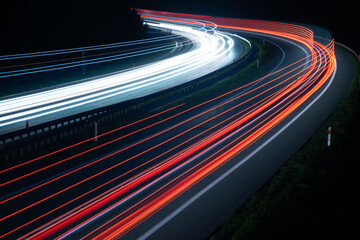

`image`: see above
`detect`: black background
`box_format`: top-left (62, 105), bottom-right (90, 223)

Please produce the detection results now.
top-left (127, 0), bottom-right (359, 53)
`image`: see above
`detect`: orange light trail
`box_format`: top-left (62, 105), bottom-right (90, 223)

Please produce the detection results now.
top-left (0, 9), bottom-right (335, 240)
top-left (81, 41), bottom-right (335, 240)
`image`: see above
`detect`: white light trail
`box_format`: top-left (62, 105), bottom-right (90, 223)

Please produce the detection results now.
top-left (0, 20), bottom-right (240, 134)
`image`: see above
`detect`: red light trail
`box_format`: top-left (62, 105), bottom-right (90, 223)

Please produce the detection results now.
top-left (0, 9), bottom-right (335, 240)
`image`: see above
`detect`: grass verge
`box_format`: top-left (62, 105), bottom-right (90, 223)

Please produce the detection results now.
top-left (209, 48), bottom-right (360, 239)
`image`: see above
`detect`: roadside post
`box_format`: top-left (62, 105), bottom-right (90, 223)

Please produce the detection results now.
top-left (95, 121), bottom-right (98, 142)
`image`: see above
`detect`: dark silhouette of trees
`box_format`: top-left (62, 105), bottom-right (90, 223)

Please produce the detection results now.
top-left (0, 0), bottom-right (146, 54)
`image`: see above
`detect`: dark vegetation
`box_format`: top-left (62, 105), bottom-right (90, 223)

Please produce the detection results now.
top-left (0, 0), bottom-right (146, 54)
top-left (210, 49), bottom-right (360, 239)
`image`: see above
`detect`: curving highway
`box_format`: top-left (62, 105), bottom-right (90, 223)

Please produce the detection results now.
top-left (0, 9), bottom-right (345, 240)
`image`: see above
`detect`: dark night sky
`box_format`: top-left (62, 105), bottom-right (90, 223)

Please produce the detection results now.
top-left (126, 0), bottom-right (354, 27)
top-left (125, 0), bottom-right (359, 52)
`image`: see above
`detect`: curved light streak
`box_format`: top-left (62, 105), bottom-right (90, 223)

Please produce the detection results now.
top-left (0, 34), bottom-right (179, 61)
top-left (0, 20), bottom-right (238, 134)
top-left (0, 10), bottom-right (336, 240)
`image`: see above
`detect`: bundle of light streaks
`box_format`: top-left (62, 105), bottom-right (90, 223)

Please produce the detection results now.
top-left (0, 34), bottom-right (180, 61)
top-left (0, 19), bottom-right (237, 134)
top-left (0, 10), bottom-right (335, 240)
top-left (0, 37), bottom-right (188, 79)
top-left (76, 42), bottom-right (335, 240)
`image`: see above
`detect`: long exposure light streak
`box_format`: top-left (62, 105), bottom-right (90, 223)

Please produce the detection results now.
top-left (0, 20), bottom-right (237, 135)
top-left (0, 42), bottom-right (185, 78)
top-left (0, 35), bottom-right (181, 61)
top-left (0, 9), bottom-right (336, 240)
